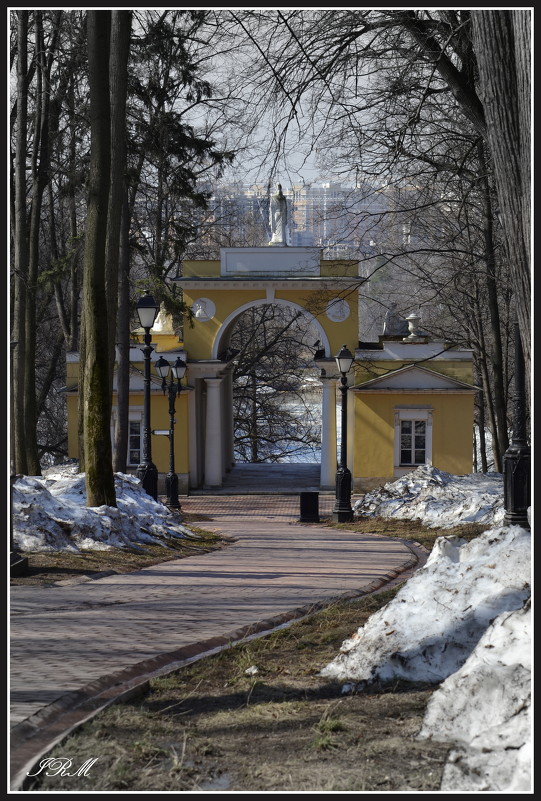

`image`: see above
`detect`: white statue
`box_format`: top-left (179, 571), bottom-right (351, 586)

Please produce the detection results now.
top-left (268, 183), bottom-right (288, 246)
top-left (152, 306), bottom-right (174, 333)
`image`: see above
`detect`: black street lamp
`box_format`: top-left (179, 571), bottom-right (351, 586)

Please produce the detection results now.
top-left (503, 323), bottom-right (531, 528)
top-left (155, 355), bottom-right (187, 510)
top-left (10, 340), bottom-right (28, 576)
top-left (136, 290), bottom-right (160, 500)
top-left (333, 344), bottom-right (354, 523)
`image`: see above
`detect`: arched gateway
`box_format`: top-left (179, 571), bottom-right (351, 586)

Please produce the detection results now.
top-left (64, 242), bottom-right (476, 496)
top-left (174, 247), bottom-right (361, 490)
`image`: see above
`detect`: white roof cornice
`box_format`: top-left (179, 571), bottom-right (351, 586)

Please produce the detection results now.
top-left (352, 363), bottom-right (479, 392)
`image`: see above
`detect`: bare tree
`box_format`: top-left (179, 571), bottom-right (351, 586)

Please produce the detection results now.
top-left (230, 305), bottom-right (322, 463)
top-left (470, 11), bottom-right (531, 383)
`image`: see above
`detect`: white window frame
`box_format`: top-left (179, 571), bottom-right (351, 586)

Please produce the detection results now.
top-left (394, 407), bottom-right (433, 477)
top-left (127, 417), bottom-right (143, 466)
top-left (110, 406), bottom-right (143, 467)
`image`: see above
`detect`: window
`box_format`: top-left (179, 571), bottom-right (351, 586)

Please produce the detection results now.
top-left (394, 407), bottom-right (433, 476)
top-left (400, 419), bottom-right (426, 465)
top-left (128, 420), bottom-right (141, 466)
top-left (110, 407), bottom-right (143, 467)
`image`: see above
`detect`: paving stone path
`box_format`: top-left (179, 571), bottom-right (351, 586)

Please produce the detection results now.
top-left (10, 494), bottom-right (427, 790)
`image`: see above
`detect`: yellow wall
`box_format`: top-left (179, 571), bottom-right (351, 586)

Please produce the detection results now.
top-left (131, 390), bottom-right (190, 474)
top-left (183, 286), bottom-right (359, 360)
top-left (182, 288), bottom-right (265, 359)
top-left (353, 392), bottom-right (475, 482)
top-left (66, 346), bottom-right (190, 477)
top-left (431, 394), bottom-right (475, 474)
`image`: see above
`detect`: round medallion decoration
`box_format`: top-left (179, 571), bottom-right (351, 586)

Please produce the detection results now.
top-left (191, 297), bottom-right (216, 322)
top-left (326, 298), bottom-right (350, 322)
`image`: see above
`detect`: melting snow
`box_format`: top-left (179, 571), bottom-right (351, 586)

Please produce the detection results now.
top-left (354, 464), bottom-right (505, 528)
top-left (324, 466), bottom-right (531, 792)
top-left (12, 465), bottom-right (193, 553)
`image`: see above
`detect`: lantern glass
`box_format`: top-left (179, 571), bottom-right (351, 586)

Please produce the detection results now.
top-left (136, 291), bottom-right (159, 330)
top-left (172, 357), bottom-right (187, 380)
top-left (335, 345), bottom-right (354, 375)
top-left (155, 356), bottom-right (170, 379)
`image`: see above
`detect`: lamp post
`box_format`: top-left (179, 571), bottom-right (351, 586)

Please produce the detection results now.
top-left (10, 340), bottom-right (28, 575)
top-left (333, 344), bottom-right (354, 523)
top-left (503, 323), bottom-right (530, 528)
top-left (136, 290), bottom-right (160, 500)
top-left (155, 355), bottom-right (187, 510)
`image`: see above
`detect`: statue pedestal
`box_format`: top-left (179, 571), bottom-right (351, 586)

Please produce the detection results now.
top-left (220, 247), bottom-right (321, 277)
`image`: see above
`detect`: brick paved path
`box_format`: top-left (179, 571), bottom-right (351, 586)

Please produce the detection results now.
top-left (10, 495), bottom-right (427, 789)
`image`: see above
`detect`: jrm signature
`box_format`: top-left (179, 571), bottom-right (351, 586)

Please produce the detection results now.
top-left (27, 757), bottom-right (99, 778)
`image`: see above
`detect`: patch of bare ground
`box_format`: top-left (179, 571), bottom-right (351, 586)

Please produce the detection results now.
top-left (19, 519), bottom-right (486, 792)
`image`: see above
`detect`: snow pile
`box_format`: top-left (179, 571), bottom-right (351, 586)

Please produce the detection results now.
top-left (320, 526), bottom-right (530, 685)
top-left (12, 468), bottom-right (194, 553)
top-left (354, 464), bottom-right (505, 528)
top-left (321, 525), bottom-right (531, 791)
top-left (419, 601), bottom-right (531, 792)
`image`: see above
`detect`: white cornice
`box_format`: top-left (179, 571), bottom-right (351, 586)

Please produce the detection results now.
top-left (352, 364), bottom-right (479, 392)
top-left (175, 277), bottom-right (363, 291)
top-left (354, 388), bottom-right (478, 394)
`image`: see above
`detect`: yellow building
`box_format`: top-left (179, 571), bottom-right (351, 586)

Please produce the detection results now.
top-left (66, 311), bottom-right (191, 494)
top-left (175, 247), bottom-right (361, 489)
top-left (348, 337), bottom-right (477, 492)
top-left (65, 245), bottom-right (477, 496)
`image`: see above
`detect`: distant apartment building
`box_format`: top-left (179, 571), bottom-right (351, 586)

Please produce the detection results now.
top-left (196, 179), bottom-right (418, 260)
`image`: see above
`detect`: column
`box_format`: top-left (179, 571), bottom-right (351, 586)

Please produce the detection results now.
top-left (188, 382), bottom-right (199, 489)
top-left (204, 377), bottom-right (223, 488)
top-left (320, 377), bottom-right (337, 489)
top-left (223, 371), bottom-right (235, 471)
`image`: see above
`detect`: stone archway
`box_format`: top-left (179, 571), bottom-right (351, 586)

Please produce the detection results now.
top-left (175, 246), bottom-right (361, 490)
top-left (215, 301), bottom-right (325, 468)
top-left (211, 297), bottom-right (332, 360)
top-left (188, 298), bottom-right (339, 491)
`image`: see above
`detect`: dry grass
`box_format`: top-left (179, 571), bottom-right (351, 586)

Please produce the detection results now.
top-left (328, 516), bottom-right (487, 551)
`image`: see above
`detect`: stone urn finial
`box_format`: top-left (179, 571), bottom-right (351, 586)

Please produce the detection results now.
top-left (404, 312), bottom-right (422, 341)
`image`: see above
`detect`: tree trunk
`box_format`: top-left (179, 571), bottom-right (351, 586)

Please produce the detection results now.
top-left (23, 11), bottom-right (45, 476)
top-left (250, 370), bottom-right (258, 462)
top-left (471, 10), bottom-right (531, 389)
top-left (106, 11), bottom-right (131, 391)
top-left (81, 11), bottom-right (116, 507)
top-left (67, 74), bottom-right (80, 353)
top-left (12, 10), bottom-right (29, 475)
top-left (113, 188), bottom-right (131, 473)
top-left (473, 359), bottom-right (489, 473)
top-left (477, 141), bottom-right (509, 459)
top-left (24, 11), bottom-right (62, 475)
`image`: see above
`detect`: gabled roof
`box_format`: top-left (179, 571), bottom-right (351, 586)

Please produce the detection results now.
top-left (352, 364), bottom-right (478, 392)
